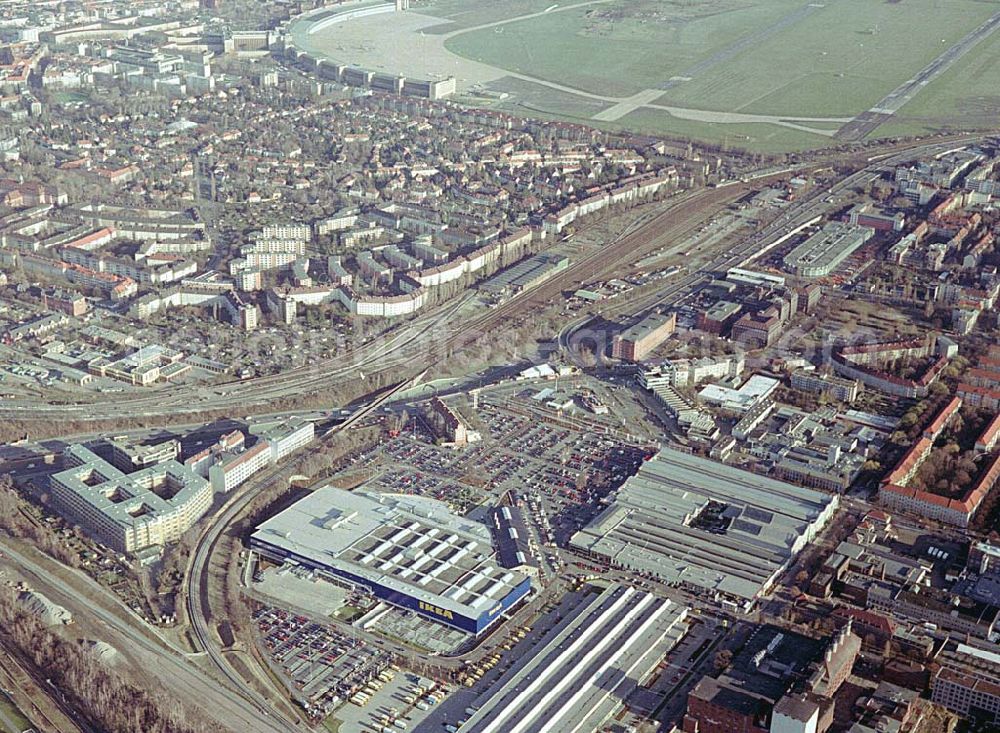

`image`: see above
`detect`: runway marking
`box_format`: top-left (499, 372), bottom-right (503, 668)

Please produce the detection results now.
top-left (593, 89), bottom-right (666, 121)
top-left (837, 10), bottom-right (1000, 139)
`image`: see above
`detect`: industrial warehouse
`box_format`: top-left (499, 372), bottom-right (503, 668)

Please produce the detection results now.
top-left (250, 487), bottom-right (532, 634)
top-left (570, 449), bottom-right (839, 609)
top-left (462, 584), bottom-right (688, 733)
top-left (783, 221), bottom-right (874, 278)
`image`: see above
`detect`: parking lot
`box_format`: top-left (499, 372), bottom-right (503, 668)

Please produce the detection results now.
top-left (475, 396), bottom-right (650, 544)
top-left (254, 604), bottom-right (461, 732)
top-left (350, 388), bottom-right (651, 570)
top-left (247, 378), bottom-right (666, 729)
top-left (254, 606), bottom-right (396, 723)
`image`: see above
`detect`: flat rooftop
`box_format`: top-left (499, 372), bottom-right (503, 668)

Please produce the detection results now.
top-left (53, 445), bottom-right (209, 527)
top-left (251, 487), bottom-right (528, 621)
top-left (619, 311), bottom-right (674, 343)
top-left (570, 449), bottom-right (839, 603)
top-left (698, 374), bottom-right (778, 412)
top-left (784, 222), bottom-right (873, 274)
top-left (462, 584), bottom-right (688, 733)
top-left (481, 254), bottom-right (567, 293)
top-left (728, 624), bottom-right (824, 699)
top-left (248, 416), bottom-right (312, 442)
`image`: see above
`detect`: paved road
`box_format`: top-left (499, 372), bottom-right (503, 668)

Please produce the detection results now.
top-left (3, 189), bottom-right (743, 423)
top-left (559, 136), bottom-right (985, 362)
top-left (1, 139), bottom-right (984, 430)
top-left (0, 292), bottom-right (472, 422)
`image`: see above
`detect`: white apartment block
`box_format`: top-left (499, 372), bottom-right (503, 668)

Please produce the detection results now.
top-left (245, 237), bottom-right (307, 255)
top-left (250, 418), bottom-right (314, 462)
top-left (261, 223), bottom-right (311, 241)
top-left (209, 441), bottom-right (271, 492)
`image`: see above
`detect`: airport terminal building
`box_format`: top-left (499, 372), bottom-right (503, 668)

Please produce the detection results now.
top-left (250, 488), bottom-right (531, 634)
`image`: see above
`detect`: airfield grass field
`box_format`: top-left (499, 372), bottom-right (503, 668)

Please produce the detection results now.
top-left (479, 76), bottom-right (839, 153)
top-left (876, 25), bottom-right (1000, 139)
top-left (294, 0), bottom-right (1000, 152)
top-left (658, 0), bottom-right (998, 117)
top-left (442, 0), bottom-right (807, 99)
top-left (417, 0), bottom-right (596, 34)
top-left (615, 109), bottom-right (841, 154)
top-left (429, 0), bottom-right (1000, 149)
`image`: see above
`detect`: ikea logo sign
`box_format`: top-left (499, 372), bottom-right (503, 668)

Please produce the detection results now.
top-left (419, 601), bottom-right (454, 620)
top-left (488, 604), bottom-right (503, 617)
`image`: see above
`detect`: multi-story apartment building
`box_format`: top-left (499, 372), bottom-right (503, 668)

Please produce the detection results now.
top-left (249, 418), bottom-right (314, 462)
top-left (315, 209), bottom-right (360, 236)
top-left (109, 438), bottom-right (180, 472)
top-left (237, 250), bottom-right (297, 272)
top-left (790, 370), bottom-right (860, 403)
top-left (244, 237), bottom-right (307, 255)
top-left (51, 445), bottom-right (212, 554)
top-left (879, 397), bottom-right (999, 528)
top-left (39, 287), bottom-right (88, 316)
top-left (931, 641), bottom-right (1000, 725)
top-left (260, 223), bottom-right (311, 241)
top-left (208, 441), bottom-right (271, 492)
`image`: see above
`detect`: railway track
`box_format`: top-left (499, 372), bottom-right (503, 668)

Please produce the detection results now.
top-left (0, 645), bottom-right (86, 733)
top-left (4, 131), bottom-right (990, 423)
top-left (421, 184), bottom-right (755, 367)
top-left (184, 374), bottom-right (424, 722)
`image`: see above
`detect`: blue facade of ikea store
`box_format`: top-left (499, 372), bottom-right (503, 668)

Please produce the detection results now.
top-left (251, 537), bottom-right (532, 634)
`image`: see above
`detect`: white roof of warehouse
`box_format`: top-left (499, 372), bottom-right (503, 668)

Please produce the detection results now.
top-left (252, 487), bottom-right (529, 619)
top-left (571, 449), bottom-right (838, 601)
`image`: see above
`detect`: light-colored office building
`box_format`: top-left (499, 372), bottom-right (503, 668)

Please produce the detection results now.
top-left (784, 222), bottom-right (874, 278)
top-left (249, 417), bottom-right (314, 462)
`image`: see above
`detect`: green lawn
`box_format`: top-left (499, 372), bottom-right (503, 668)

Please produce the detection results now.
top-left (660, 0), bottom-right (998, 117)
top-left (444, 0), bottom-right (805, 98)
top-left (874, 21), bottom-right (1000, 139)
top-left (442, 0), bottom-right (1000, 127)
top-left (0, 692), bottom-right (31, 733)
top-left (299, 0), bottom-right (999, 152)
top-left (615, 108), bottom-right (836, 154)
top-left (333, 604), bottom-right (364, 622)
top-left (420, 0), bottom-right (602, 33)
